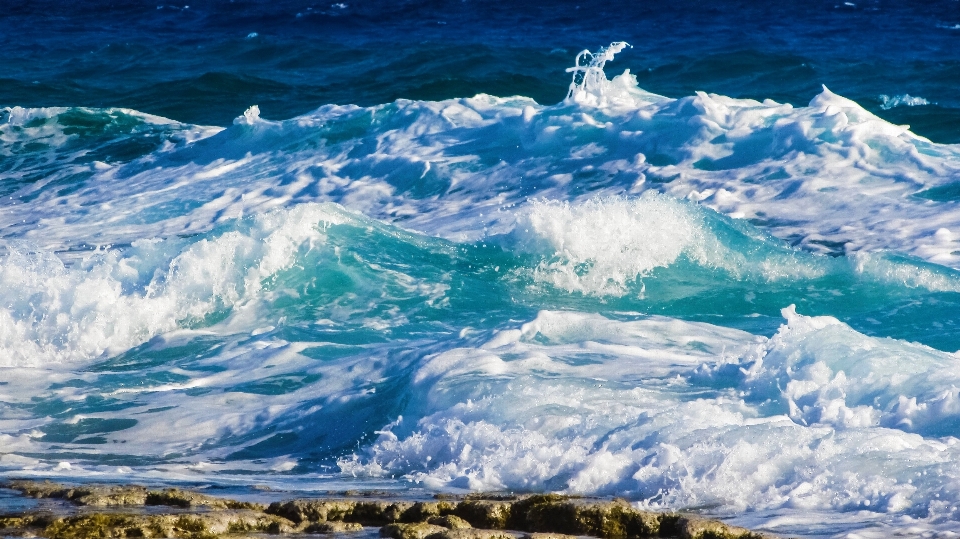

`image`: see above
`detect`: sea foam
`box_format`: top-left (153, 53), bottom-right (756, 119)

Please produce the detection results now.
top-left (0, 204), bottom-right (350, 365)
top-left (5, 47), bottom-right (960, 270)
top-left (344, 309), bottom-right (960, 525)
top-left (509, 195), bottom-right (710, 295)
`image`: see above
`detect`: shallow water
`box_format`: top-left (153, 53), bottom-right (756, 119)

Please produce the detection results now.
top-left (3, 1), bottom-right (960, 537)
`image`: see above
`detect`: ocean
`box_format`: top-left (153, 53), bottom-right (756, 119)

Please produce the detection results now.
top-left (3, 0), bottom-right (960, 536)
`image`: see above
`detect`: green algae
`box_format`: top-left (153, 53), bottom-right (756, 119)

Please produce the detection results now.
top-left (145, 489), bottom-right (265, 511)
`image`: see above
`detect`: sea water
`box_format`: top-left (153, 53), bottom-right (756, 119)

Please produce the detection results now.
top-left (3, 1), bottom-right (960, 537)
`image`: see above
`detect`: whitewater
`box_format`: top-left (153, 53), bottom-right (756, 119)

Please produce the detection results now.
top-left (3, 42), bottom-right (960, 537)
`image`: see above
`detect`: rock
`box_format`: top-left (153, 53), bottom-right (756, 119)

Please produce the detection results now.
top-left (511, 496), bottom-right (666, 538)
top-left (267, 499), bottom-right (413, 526)
top-left (305, 521), bottom-right (365, 533)
top-left (0, 483), bottom-right (776, 539)
top-left (0, 515), bottom-right (39, 530)
top-left (6, 481), bottom-right (148, 507)
top-left (453, 501), bottom-right (512, 529)
top-left (352, 501), bottom-right (416, 525)
top-left (266, 500), bottom-right (358, 524)
top-left (401, 501), bottom-right (458, 522)
top-left (39, 510), bottom-right (294, 539)
top-left (216, 510), bottom-right (297, 535)
top-left (145, 489), bottom-right (265, 511)
top-left (4, 481), bottom-right (265, 512)
top-left (522, 534), bottom-right (578, 539)
top-left (427, 529), bottom-right (520, 539)
top-left (426, 515), bottom-right (472, 530)
top-left (380, 522), bottom-right (448, 539)
top-left (43, 513), bottom-right (150, 539)
top-left (75, 487), bottom-right (148, 508)
top-left (6, 480), bottom-right (70, 499)
top-left (675, 516), bottom-right (763, 539)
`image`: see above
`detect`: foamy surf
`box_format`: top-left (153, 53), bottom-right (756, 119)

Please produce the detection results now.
top-left (4, 45), bottom-right (960, 266)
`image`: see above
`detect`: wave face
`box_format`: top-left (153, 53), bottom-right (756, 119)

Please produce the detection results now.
top-left (4, 42), bottom-right (960, 538)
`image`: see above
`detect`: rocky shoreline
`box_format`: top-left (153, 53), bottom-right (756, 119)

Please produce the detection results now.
top-left (0, 481), bottom-right (775, 539)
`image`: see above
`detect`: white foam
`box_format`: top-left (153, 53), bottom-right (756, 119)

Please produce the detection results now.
top-left (508, 195), bottom-right (709, 295)
top-left (0, 203), bottom-right (352, 366)
top-left (850, 251), bottom-right (960, 293)
top-left (503, 194), bottom-right (873, 296)
top-left (564, 42), bottom-right (653, 111)
top-left (4, 57), bottom-right (958, 278)
top-left (716, 305), bottom-right (960, 435)
top-left (880, 94), bottom-right (931, 110)
top-left (342, 309), bottom-right (960, 530)
top-left (4, 61), bottom-right (960, 275)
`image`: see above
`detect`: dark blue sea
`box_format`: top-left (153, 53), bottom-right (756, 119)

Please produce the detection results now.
top-left (3, 1), bottom-right (960, 536)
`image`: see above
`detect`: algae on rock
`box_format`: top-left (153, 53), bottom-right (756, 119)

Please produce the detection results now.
top-left (145, 489), bottom-right (264, 511)
top-left (0, 481), bottom-right (775, 539)
top-left (511, 495), bottom-right (667, 538)
top-left (429, 529), bottom-right (520, 539)
top-left (305, 521), bottom-right (365, 533)
top-left (452, 500), bottom-right (512, 530)
top-left (7, 480), bottom-right (149, 507)
top-left (37, 511), bottom-right (295, 539)
top-left (380, 522), bottom-right (449, 539)
top-left (266, 499), bottom-right (358, 524)
top-left (401, 501), bottom-right (458, 523)
top-left (425, 515), bottom-right (472, 530)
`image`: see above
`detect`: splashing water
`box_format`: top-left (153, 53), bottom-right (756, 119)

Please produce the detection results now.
top-left (565, 42), bottom-right (633, 107)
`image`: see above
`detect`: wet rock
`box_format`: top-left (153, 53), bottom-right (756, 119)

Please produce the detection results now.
top-left (215, 511), bottom-right (297, 534)
top-left (463, 495), bottom-right (520, 502)
top-left (0, 515), bottom-right (37, 529)
top-left (6, 481), bottom-right (148, 507)
top-left (5, 480), bottom-right (72, 499)
top-left (510, 496), bottom-right (667, 538)
top-left (351, 501), bottom-right (416, 525)
top-left (305, 521), bottom-right (365, 533)
top-left (43, 513), bottom-right (151, 539)
top-left (340, 491), bottom-right (399, 499)
top-left (0, 513), bottom-right (56, 533)
top-left (521, 533), bottom-right (578, 539)
top-left (400, 501), bottom-right (458, 522)
top-left (428, 529), bottom-right (520, 539)
top-left (145, 489), bottom-right (264, 511)
top-left (266, 500), bottom-right (358, 524)
top-left (453, 501), bottom-right (512, 529)
top-left (380, 522), bottom-right (448, 539)
top-left (266, 499), bottom-right (413, 526)
top-left (0, 483), bottom-right (777, 539)
top-left (675, 516), bottom-right (763, 539)
top-left (4, 481), bottom-right (264, 512)
top-left (39, 510), bottom-right (294, 539)
top-left (426, 515), bottom-right (472, 530)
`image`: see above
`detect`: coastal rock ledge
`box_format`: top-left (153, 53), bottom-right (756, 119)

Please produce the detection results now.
top-left (0, 480), bottom-right (778, 539)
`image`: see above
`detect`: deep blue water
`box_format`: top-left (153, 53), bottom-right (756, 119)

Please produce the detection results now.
top-left (4, 0), bottom-right (960, 139)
